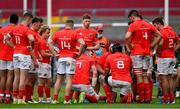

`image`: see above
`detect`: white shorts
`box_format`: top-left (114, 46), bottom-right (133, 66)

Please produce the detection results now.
top-left (72, 84), bottom-right (99, 99)
top-left (147, 56), bottom-right (153, 74)
top-left (108, 76), bottom-right (131, 95)
top-left (157, 58), bottom-right (176, 75)
top-left (38, 62), bottom-right (51, 78)
top-left (131, 55), bottom-right (151, 70)
top-left (0, 60), bottom-right (13, 70)
top-left (29, 60), bottom-right (38, 73)
top-left (13, 54), bottom-right (31, 70)
top-left (57, 57), bottom-right (76, 75)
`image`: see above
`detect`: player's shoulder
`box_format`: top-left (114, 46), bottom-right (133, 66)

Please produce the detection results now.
top-left (89, 28), bottom-right (97, 33)
top-left (75, 28), bottom-right (83, 32)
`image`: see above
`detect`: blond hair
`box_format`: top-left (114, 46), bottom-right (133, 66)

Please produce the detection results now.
top-left (39, 25), bottom-right (50, 35)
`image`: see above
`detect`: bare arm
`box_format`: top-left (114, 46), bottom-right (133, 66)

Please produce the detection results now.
top-left (4, 33), bottom-right (14, 48)
top-left (96, 64), bottom-right (105, 75)
top-left (39, 50), bottom-right (53, 58)
top-left (125, 32), bottom-right (133, 49)
top-left (91, 64), bottom-right (98, 87)
top-left (48, 41), bottom-right (58, 57)
top-left (151, 30), bottom-right (162, 48)
top-left (76, 38), bottom-right (86, 57)
top-left (87, 44), bottom-right (100, 50)
top-left (27, 34), bottom-right (35, 50)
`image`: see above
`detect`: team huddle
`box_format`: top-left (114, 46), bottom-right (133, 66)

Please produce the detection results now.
top-left (0, 10), bottom-right (179, 104)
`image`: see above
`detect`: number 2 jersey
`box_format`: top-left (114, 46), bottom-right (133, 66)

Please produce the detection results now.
top-left (0, 24), bottom-right (16, 61)
top-left (52, 28), bottom-right (79, 59)
top-left (104, 52), bottom-right (132, 83)
top-left (159, 26), bottom-right (179, 58)
top-left (128, 19), bottom-right (156, 56)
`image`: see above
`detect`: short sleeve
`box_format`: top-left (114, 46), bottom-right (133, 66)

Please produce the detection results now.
top-left (128, 23), bottom-right (135, 33)
top-left (52, 32), bottom-right (58, 43)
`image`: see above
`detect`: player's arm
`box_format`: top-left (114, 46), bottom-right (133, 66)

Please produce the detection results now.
top-left (174, 36), bottom-right (180, 51)
top-left (104, 57), bottom-right (110, 75)
top-left (151, 30), bottom-right (162, 48)
top-left (4, 33), bottom-right (15, 48)
top-left (27, 34), bottom-right (35, 50)
top-left (76, 38), bottom-right (86, 57)
top-left (91, 64), bottom-right (98, 87)
top-left (96, 64), bottom-right (105, 74)
top-left (125, 31), bottom-right (133, 49)
top-left (39, 50), bottom-right (53, 58)
top-left (87, 43), bottom-right (100, 51)
top-left (48, 40), bottom-right (59, 57)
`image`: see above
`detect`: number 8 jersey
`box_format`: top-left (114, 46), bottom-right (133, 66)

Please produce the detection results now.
top-left (104, 52), bottom-right (132, 83)
top-left (52, 28), bottom-right (79, 58)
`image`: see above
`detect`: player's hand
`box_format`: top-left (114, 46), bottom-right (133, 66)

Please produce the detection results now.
top-left (27, 46), bottom-right (33, 51)
top-left (34, 61), bottom-right (39, 68)
top-left (53, 53), bottom-right (59, 58)
top-left (74, 52), bottom-right (81, 58)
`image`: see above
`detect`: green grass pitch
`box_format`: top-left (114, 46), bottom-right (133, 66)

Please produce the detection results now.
top-left (0, 86), bottom-right (179, 108)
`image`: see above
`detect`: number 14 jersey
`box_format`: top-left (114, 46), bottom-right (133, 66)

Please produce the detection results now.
top-left (52, 28), bottom-right (79, 59)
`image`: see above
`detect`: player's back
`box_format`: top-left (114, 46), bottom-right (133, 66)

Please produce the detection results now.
top-left (53, 28), bottom-right (77, 58)
top-left (160, 26), bottom-right (179, 58)
top-left (129, 20), bottom-right (156, 55)
top-left (0, 24), bottom-right (16, 60)
top-left (72, 54), bottom-right (95, 85)
top-left (106, 52), bottom-right (132, 83)
top-left (13, 24), bottom-right (30, 55)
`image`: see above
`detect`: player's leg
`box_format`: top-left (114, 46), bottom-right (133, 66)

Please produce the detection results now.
top-left (84, 85), bottom-right (99, 103)
top-left (64, 74), bottom-right (73, 103)
top-left (18, 69), bottom-right (28, 103)
top-left (53, 74), bottom-right (64, 103)
top-left (18, 54), bottom-right (31, 104)
top-left (103, 74), bottom-right (113, 103)
top-left (12, 68), bottom-right (20, 103)
top-left (0, 69), bottom-right (7, 103)
top-left (45, 78), bottom-right (51, 102)
top-left (4, 69), bottom-right (14, 103)
top-left (131, 55), bottom-right (144, 103)
top-left (169, 74), bottom-right (176, 103)
top-left (157, 58), bottom-right (170, 103)
top-left (52, 58), bottom-right (65, 103)
top-left (142, 56), bottom-right (152, 103)
top-left (176, 67), bottom-right (180, 97)
top-left (38, 78), bottom-right (45, 102)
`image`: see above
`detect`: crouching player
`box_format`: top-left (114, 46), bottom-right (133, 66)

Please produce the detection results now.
top-left (104, 43), bottom-right (133, 103)
top-left (37, 25), bottom-right (52, 103)
top-left (72, 46), bottom-right (100, 103)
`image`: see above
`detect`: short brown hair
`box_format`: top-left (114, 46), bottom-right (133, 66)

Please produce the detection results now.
top-left (82, 13), bottom-right (91, 20)
top-left (39, 25), bottom-right (50, 35)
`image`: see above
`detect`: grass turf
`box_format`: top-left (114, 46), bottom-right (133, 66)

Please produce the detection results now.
top-left (0, 85), bottom-right (179, 108)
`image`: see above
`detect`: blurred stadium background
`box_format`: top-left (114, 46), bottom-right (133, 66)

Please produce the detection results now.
top-left (0, 0), bottom-right (179, 43)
